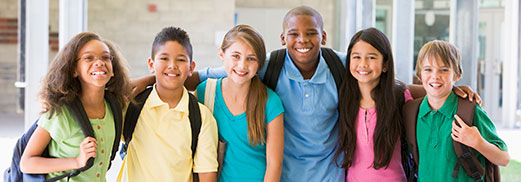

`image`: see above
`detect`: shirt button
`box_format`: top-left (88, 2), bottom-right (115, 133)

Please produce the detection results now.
top-left (101, 150), bottom-right (104, 154)
top-left (305, 94), bottom-right (309, 97)
top-left (97, 174), bottom-right (100, 178)
top-left (100, 138), bottom-right (104, 142)
top-left (97, 126), bottom-right (101, 130)
top-left (304, 83), bottom-right (308, 86)
top-left (100, 162), bottom-right (103, 166)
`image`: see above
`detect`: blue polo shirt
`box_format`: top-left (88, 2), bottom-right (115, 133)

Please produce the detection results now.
top-left (199, 49), bottom-right (347, 182)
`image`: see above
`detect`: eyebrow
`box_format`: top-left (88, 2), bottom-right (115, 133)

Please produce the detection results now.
top-left (351, 52), bottom-right (379, 56)
top-left (81, 50), bottom-right (110, 55)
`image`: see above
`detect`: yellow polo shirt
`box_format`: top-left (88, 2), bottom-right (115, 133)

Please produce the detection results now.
top-left (117, 86), bottom-right (218, 182)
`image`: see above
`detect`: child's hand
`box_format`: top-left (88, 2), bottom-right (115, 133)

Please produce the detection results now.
top-left (453, 86), bottom-right (482, 106)
top-left (75, 137), bottom-right (97, 168)
top-left (451, 115), bottom-right (483, 148)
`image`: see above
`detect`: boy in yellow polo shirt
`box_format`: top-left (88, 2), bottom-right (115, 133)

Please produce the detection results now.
top-left (117, 27), bottom-right (218, 182)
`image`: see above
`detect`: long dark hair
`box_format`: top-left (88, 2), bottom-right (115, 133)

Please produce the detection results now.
top-left (221, 25), bottom-right (268, 146)
top-left (39, 32), bottom-right (132, 118)
top-left (335, 27), bottom-right (405, 169)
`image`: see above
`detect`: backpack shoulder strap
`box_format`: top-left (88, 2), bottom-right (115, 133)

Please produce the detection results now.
top-left (104, 92), bottom-right (122, 169)
top-left (402, 97), bottom-right (424, 167)
top-left (123, 87), bottom-right (153, 149)
top-left (46, 97), bottom-right (97, 182)
top-left (452, 98), bottom-right (484, 181)
top-left (263, 48), bottom-right (286, 91)
top-left (321, 47), bottom-right (345, 93)
top-left (188, 92), bottom-right (202, 159)
top-left (204, 79), bottom-right (218, 113)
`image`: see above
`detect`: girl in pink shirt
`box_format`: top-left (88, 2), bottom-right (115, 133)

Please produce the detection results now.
top-left (334, 28), bottom-right (412, 182)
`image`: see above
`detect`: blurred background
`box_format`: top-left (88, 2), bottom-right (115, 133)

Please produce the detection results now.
top-left (0, 0), bottom-right (520, 181)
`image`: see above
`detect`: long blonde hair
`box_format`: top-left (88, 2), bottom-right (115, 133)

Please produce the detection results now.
top-left (221, 25), bottom-right (268, 146)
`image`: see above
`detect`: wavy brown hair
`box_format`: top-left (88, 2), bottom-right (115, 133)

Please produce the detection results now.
top-left (221, 25), bottom-right (268, 146)
top-left (39, 32), bottom-right (131, 118)
top-left (334, 28), bottom-right (406, 169)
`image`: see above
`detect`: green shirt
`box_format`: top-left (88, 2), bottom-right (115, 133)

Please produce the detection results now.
top-left (416, 92), bottom-right (507, 182)
top-left (38, 100), bottom-right (115, 182)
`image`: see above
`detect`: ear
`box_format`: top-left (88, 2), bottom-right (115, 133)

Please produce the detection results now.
top-left (73, 71), bottom-right (78, 78)
top-left (147, 57), bottom-right (155, 74)
top-left (188, 60), bottom-right (196, 77)
top-left (321, 30), bottom-right (327, 45)
top-left (280, 33), bottom-right (286, 46)
top-left (454, 74), bottom-right (462, 82)
top-left (382, 66), bottom-right (387, 73)
top-left (218, 48), bottom-right (225, 61)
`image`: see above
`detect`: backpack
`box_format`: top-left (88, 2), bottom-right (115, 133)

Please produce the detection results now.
top-left (3, 93), bottom-right (122, 182)
top-left (403, 97), bottom-right (500, 182)
top-left (262, 47), bottom-right (345, 93)
top-left (121, 87), bottom-right (202, 181)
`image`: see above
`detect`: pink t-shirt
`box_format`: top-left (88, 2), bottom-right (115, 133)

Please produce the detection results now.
top-left (347, 89), bottom-right (413, 182)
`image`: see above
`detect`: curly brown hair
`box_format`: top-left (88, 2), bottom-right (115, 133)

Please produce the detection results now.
top-left (39, 32), bottom-right (131, 118)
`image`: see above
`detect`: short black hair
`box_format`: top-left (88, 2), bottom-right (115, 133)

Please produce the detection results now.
top-left (151, 26), bottom-right (193, 61)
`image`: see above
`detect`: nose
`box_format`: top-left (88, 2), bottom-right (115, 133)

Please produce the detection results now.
top-left (167, 60), bottom-right (178, 70)
top-left (358, 58), bottom-right (369, 68)
top-left (94, 58), bottom-right (104, 67)
top-left (297, 34), bottom-right (307, 43)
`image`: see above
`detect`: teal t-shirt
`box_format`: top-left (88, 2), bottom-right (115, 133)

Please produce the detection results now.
top-left (416, 92), bottom-right (507, 182)
top-left (38, 100), bottom-right (115, 182)
top-left (196, 78), bottom-right (284, 182)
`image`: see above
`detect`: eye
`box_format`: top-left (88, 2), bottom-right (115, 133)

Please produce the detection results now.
top-left (440, 68), bottom-right (450, 72)
top-left (101, 55), bottom-right (112, 61)
top-left (177, 58), bottom-right (187, 62)
top-left (351, 55), bottom-right (360, 59)
top-left (368, 56), bottom-right (378, 60)
top-left (306, 32), bottom-right (318, 36)
top-left (247, 57), bottom-right (257, 61)
top-left (82, 55), bottom-right (94, 61)
top-left (231, 54), bottom-right (240, 59)
top-left (288, 33), bottom-right (298, 37)
top-left (423, 68), bottom-right (432, 72)
top-left (159, 57), bottom-right (169, 61)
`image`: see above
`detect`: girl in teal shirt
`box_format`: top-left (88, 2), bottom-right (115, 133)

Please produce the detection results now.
top-left (196, 25), bottom-right (284, 182)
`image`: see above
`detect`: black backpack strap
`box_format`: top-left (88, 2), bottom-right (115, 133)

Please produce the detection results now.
top-left (263, 48), bottom-right (286, 91)
top-left (403, 98), bottom-right (424, 169)
top-left (452, 98), bottom-right (483, 181)
top-left (46, 97), bottom-right (97, 182)
top-left (321, 47), bottom-right (345, 93)
top-left (188, 92), bottom-right (202, 182)
top-left (104, 92), bottom-right (122, 169)
top-left (122, 87), bottom-right (153, 153)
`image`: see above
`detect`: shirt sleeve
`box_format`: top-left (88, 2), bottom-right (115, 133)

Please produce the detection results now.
top-left (38, 106), bottom-right (72, 143)
top-left (198, 66), bottom-right (227, 82)
top-left (473, 105), bottom-right (508, 151)
top-left (193, 103), bottom-right (219, 173)
top-left (195, 80), bottom-right (208, 104)
top-left (265, 88), bottom-right (284, 124)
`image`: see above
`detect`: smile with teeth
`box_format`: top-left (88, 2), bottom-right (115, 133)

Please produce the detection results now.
top-left (429, 83), bottom-right (442, 88)
top-left (357, 70), bottom-right (370, 75)
top-left (91, 71), bottom-right (106, 76)
top-left (165, 73), bottom-right (180, 77)
top-left (296, 48), bottom-right (310, 53)
top-left (234, 69), bottom-right (248, 76)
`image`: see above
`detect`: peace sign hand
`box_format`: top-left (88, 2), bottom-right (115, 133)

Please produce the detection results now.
top-left (451, 115), bottom-right (483, 148)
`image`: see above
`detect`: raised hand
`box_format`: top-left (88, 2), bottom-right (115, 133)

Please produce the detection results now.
top-left (75, 137), bottom-right (97, 168)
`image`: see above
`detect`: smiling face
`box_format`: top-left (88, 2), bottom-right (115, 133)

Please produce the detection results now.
top-left (349, 40), bottom-right (385, 89)
top-left (221, 39), bottom-right (259, 85)
top-left (75, 40), bottom-right (114, 89)
top-left (281, 15), bottom-right (326, 68)
top-left (420, 55), bottom-right (461, 101)
top-left (148, 40), bottom-right (195, 92)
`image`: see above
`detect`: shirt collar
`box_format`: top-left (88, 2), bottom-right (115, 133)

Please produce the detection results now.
top-left (147, 84), bottom-right (190, 114)
top-left (419, 91), bottom-right (458, 119)
top-left (284, 49), bottom-right (328, 84)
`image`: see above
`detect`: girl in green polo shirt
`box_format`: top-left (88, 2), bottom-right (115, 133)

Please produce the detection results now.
top-left (19, 32), bottom-right (131, 182)
top-left (414, 40), bottom-right (509, 181)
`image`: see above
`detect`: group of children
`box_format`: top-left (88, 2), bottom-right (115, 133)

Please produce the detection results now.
top-left (16, 5), bottom-right (509, 182)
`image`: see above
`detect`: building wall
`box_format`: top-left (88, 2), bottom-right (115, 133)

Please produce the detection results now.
top-left (88, 0), bottom-right (235, 78)
top-left (236, 0), bottom-right (337, 49)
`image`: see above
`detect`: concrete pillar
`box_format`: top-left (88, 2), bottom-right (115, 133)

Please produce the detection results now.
top-left (502, 0), bottom-right (520, 128)
top-left (392, 0), bottom-right (415, 84)
top-left (449, 0), bottom-right (479, 89)
top-left (25, 0), bottom-right (49, 128)
top-left (335, 0), bottom-right (375, 52)
top-left (59, 0), bottom-right (87, 49)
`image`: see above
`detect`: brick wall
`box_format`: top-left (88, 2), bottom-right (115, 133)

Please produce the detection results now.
top-left (87, 0), bottom-right (235, 78)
